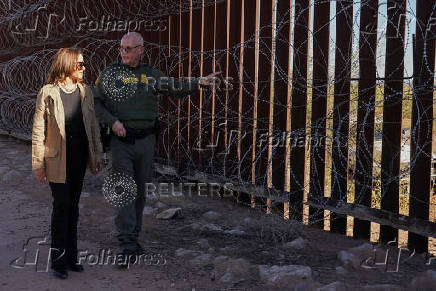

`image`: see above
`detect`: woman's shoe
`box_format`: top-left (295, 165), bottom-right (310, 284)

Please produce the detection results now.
top-left (67, 264), bottom-right (84, 272)
top-left (53, 268), bottom-right (68, 279)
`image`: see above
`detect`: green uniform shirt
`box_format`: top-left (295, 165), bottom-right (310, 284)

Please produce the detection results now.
top-left (93, 62), bottom-right (200, 129)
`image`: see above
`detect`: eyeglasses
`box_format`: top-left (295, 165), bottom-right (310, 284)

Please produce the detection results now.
top-left (75, 61), bottom-right (86, 70)
top-left (119, 45), bottom-right (143, 54)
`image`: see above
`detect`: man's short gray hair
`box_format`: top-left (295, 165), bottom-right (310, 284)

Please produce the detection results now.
top-left (121, 32), bottom-right (144, 45)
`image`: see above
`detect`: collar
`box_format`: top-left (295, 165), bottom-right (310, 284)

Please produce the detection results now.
top-left (114, 61), bottom-right (143, 70)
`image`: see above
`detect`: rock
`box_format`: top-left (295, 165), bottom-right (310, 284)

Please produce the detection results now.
top-left (156, 208), bottom-right (183, 219)
top-left (283, 237), bottom-right (307, 250)
top-left (226, 258), bottom-right (254, 277)
top-left (81, 192), bottom-right (90, 198)
top-left (258, 265), bottom-right (312, 289)
top-left (184, 222), bottom-right (201, 230)
top-left (188, 254), bottom-right (213, 267)
top-left (335, 266), bottom-right (347, 275)
top-left (348, 243), bottom-right (373, 258)
top-left (219, 272), bottom-right (233, 283)
top-left (202, 211), bottom-right (222, 221)
top-left (225, 229), bottom-right (245, 236)
top-left (219, 247), bottom-right (236, 254)
top-left (143, 206), bottom-right (158, 215)
top-left (178, 222), bottom-right (222, 232)
top-left (175, 248), bottom-right (202, 258)
top-left (213, 256), bottom-right (255, 283)
top-left (409, 270), bottom-right (436, 290)
top-left (316, 281), bottom-right (347, 291)
top-left (224, 226), bottom-right (245, 236)
top-left (337, 243), bottom-right (373, 270)
top-left (154, 201), bottom-right (167, 209)
top-left (337, 251), bottom-right (361, 269)
top-left (2, 170), bottom-right (22, 183)
top-left (213, 256), bottom-right (230, 276)
top-left (294, 281), bottom-right (323, 291)
top-left (197, 239), bottom-right (210, 249)
top-left (201, 223), bottom-right (223, 232)
top-left (360, 284), bottom-right (405, 291)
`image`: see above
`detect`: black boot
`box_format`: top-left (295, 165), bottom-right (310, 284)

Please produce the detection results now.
top-left (53, 268), bottom-right (68, 279)
top-left (67, 264), bottom-right (84, 272)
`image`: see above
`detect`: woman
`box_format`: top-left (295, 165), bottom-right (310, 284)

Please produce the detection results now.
top-left (32, 48), bottom-right (102, 279)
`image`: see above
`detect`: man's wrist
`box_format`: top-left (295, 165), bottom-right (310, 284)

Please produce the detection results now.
top-left (110, 119), bottom-right (119, 128)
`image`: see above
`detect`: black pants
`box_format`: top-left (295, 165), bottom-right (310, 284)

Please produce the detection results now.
top-left (49, 135), bottom-right (88, 270)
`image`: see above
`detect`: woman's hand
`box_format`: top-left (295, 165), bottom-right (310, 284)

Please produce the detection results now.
top-left (112, 120), bottom-right (126, 137)
top-left (35, 168), bottom-right (47, 184)
top-left (89, 161), bottom-right (102, 176)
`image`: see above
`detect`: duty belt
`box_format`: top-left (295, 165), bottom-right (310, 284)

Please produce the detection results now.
top-left (116, 127), bottom-right (154, 144)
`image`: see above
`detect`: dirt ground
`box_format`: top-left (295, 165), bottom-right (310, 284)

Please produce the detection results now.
top-left (0, 134), bottom-right (434, 291)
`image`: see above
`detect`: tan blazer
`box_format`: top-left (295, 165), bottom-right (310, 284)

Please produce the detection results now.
top-left (32, 83), bottom-right (103, 183)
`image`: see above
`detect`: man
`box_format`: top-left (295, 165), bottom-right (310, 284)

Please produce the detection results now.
top-left (93, 32), bottom-right (219, 266)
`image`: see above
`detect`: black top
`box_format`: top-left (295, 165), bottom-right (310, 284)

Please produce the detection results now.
top-left (59, 87), bottom-right (86, 137)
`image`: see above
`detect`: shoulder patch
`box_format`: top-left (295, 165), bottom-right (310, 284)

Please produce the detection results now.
top-left (141, 74), bottom-right (148, 84)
